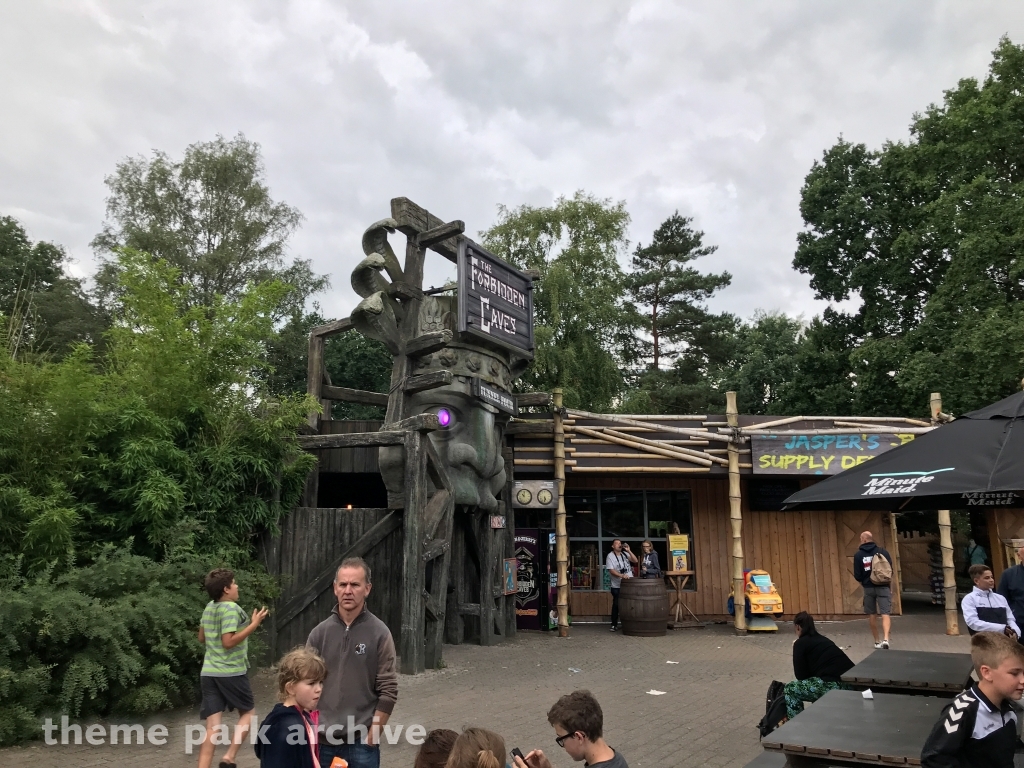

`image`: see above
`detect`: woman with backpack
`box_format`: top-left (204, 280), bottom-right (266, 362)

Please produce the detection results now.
top-left (784, 612), bottom-right (855, 719)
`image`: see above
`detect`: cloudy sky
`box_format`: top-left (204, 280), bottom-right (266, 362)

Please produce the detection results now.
top-left (3, 1), bottom-right (1024, 322)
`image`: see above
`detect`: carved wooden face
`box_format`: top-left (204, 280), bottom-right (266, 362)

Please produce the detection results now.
top-left (379, 377), bottom-right (508, 511)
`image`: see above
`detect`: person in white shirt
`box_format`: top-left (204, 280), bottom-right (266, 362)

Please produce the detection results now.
top-left (962, 564), bottom-right (1021, 638)
top-left (605, 540), bottom-right (637, 632)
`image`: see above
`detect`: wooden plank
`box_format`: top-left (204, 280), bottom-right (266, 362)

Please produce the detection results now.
top-left (310, 317), bottom-right (353, 338)
top-left (516, 392), bottom-right (552, 407)
top-left (404, 371), bottom-right (453, 394)
top-left (391, 197), bottom-right (461, 261)
top-left (297, 431), bottom-right (407, 449)
top-left (405, 330), bottom-right (452, 357)
top-left (275, 511), bottom-right (402, 627)
top-left (458, 603), bottom-right (482, 616)
top-left (425, 493), bottom-right (455, 668)
top-left (422, 489), bottom-right (452, 543)
top-left (400, 432), bottom-right (426, 674)
top-left (417, 220), bottom-right (465, 248)
top-left (506, 422), bottom-right (554, 435)
top-left (391, 412), bottom-right (442, 432)
top-left (422, 538), bottom-right (450, 562)
top-left (321, 385), bottom-right (389, 406)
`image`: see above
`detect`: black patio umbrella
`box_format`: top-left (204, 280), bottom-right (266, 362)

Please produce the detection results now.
top-left (783, 390), bottom-right (1024, 511)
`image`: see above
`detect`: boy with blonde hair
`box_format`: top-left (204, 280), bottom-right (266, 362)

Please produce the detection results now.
top-left (921, 631), bottom-right (1024, 767)
top-left (255, 647), bottom-right (328, 768)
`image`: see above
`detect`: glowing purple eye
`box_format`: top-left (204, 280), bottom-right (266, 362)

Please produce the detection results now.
top-left (436, 408), bottom-right (452, 428)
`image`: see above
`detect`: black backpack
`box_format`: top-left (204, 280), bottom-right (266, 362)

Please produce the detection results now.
top-left (757, 680), bottom-right (787, 739)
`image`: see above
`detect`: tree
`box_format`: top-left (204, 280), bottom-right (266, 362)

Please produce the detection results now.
top-left (796, 38), bottom-right (1024, 415)
top-left (264, 310), bottom-right (393, 419)
top-left (720, 312), bottom-right (802, 414)
top-left (626, 212), bottom-right (731, 369)
top-left (0, 216), bottom-right (104, 357)
top-left (92, 134), bottom-right (326, 316)
top-left (481, 191), bottom-right (643, 411)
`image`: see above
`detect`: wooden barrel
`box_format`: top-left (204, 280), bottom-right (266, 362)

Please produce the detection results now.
top-left (619, 577), bottom-right (669, 636)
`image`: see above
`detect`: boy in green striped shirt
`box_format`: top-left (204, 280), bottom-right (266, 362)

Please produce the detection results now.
top-left (197, 568), bottom-right (269, 768)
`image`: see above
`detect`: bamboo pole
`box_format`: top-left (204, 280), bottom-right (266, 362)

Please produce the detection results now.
top-left (571, 425), bottom-right (714, 466)
top-left (727, 392), bottom-right (746, 633)
top-left (567, 409), bottom-right (733, 443)
top-left (931, 392), bottom-right (959, 635)
top-left (601, 427), bottom-right (728, 466)
top-left (570, 466), bottom-right (711, 473)
top-left (741, 427), bottom-right (934, 436)
top-left (553, 389), bottom-right (569, 638)
top-left (888, 512), bottom-right (904, 616)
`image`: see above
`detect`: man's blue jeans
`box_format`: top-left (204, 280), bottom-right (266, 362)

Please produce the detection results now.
top-left (320, 742), bottom-right (380, 768)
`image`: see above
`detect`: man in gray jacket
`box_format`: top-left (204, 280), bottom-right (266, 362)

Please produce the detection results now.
top-left (308, 557), bottom-right (398, 768)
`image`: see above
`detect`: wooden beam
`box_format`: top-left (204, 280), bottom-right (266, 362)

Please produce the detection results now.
top-left (417, 220), bottom-right (465, 248)
top-left (457, 603), bottom-right (481, 616)
top-left (553, 389), bottom-right (569, 638)
top-left (422, 538), bottom-right (450, 562)
top-left (306, 334), bottom-right (325, 429)
top-left (516, 392), bottom-right (552, 407)
top-left (391, 197), bottom-right (461, 261)
top-left (400, 432), bottom-right (427, 674)
top-left (602, 426), bottom-right (727, 466)
top-left (569, 466), bottom-right (711, 473)
top-left (386, 281), bottom-right (423, 301)
top-left (392, 412), bottom-right (441, 432)
top-left (404, 371), bottom-right (453, 394)
top-left (405, 330), bottom-right (452, 357)
top-left (275, 511), bottom-right (401, 627)
top-left (568, 409), bottom-right (733, 443)
top-left (506, 422), bottom-right (554, 435)
top-left (321, 385), bottom-right (389, 406)
top-left (422, 489), bottom-right (452, 543)
top-left (572, 425), bottom-right (714, 466)
top-left (296, 430), bottom-right (408, 449)
top-left (309, 316), bottom-right (354, 338)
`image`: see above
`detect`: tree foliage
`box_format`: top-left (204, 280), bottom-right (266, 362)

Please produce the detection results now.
top-left (0, 216), bottom-right (105, 357)
top-left (796, 37), bottom-right (1024, 415)
top-left (481, 191), bottom-right (642, 411)
top-left (92, 133), bottom-right (326, 317)
top-left (626, 212), bottom-right (731, 370)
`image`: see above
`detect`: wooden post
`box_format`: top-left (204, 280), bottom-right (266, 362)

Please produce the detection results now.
top-left (400, 431), bottom-right (426, 673)
top-left (503, 445), bottom-right (517, 638)
top-left (887, 512), bottom-right (904, 616)
top-left (931, 392), bottom-right (959, 636)
top-left (726, 391), bottom-right (746, 634)
top-left (553, 389), bottom-right (570, 637)
top-left (479, 511), bottom-right (496, 646)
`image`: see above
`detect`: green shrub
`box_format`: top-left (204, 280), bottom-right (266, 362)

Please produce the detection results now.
top-left (0, 547), bottom-right (276, 746)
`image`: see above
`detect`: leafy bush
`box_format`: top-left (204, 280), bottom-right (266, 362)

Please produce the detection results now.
top-left (0, 548), bottom-right (276, 746)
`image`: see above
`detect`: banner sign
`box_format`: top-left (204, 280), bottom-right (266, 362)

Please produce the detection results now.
top-left (752, 433), bottom-right (916, 475)
top-left (458, 240), bottom-right (534, 358)
top-left (514, 532), bottom-right (541, 630)
top-left (472, 377), bottom-right (518, 416)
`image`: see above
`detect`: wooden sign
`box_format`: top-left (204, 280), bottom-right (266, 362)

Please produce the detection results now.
top-left (752, 433), bottom-right (916, 475)
top-left (458, 240), bottom-right (534, 358)
top-left (472, 377), bottom-right (518, 415)
top-left (490, 515), bottom-right (506, 529)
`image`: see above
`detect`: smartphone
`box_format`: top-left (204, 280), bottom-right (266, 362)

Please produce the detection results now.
top-left (511, 748), bottom-right (525, 763)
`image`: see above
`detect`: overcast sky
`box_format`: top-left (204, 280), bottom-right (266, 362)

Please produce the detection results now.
top-left (3, 1), bottom-right (1024, 322)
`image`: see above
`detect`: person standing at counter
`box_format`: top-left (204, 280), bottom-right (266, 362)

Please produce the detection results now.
top-left (605, 540), bottom-right (637, 632)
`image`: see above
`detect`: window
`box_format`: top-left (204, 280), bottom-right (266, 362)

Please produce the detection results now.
top-left (556, 489), bottom-right (695, 592)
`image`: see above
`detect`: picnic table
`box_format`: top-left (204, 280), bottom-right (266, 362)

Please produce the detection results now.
top-left (761, 689), bottom-right (945, 765)
top-left (841, 649), bottom-right (973, 695)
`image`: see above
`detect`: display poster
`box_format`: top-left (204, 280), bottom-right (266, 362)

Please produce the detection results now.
top-left (514, 531), bottom-right (541, 630)
top-left (751, 433), bottom-right (916, 475)
top-left (502, 557), bottom-right (518, 595)
top-left (668, 533), bottom-right (689, 572)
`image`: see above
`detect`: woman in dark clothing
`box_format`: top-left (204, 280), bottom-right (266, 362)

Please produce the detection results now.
top-left (784, 612), bottom-right (855, 719)
top-left (639, 540), bottom-right (662, 579)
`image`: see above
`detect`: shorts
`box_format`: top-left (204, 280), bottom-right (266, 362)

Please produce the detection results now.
top-left (863, 585), bottom-right (892, 615)
top-left (200, 674), bottom-right (255, 719)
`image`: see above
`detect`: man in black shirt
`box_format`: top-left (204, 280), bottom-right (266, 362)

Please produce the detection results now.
top-left (997, 545), bottom-right (1024, 645)
top-left (515, 690), bottom-right (628, 768)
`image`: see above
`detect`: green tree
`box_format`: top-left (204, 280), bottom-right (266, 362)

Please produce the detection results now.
top-left (481, 191), bottom-right (642, 411)
top-left (720, 312), bottom-right (802, 414)
top-left (92, 134), bottom-right (326, 316)
top-left (264, 310), bottom-right (392, 419)
top-left (796, 38), bottom-right (1024, 414)
top-left (0, 216), bottom-right (104, 357)
top-left (626, 212), bottom-right (731, 370)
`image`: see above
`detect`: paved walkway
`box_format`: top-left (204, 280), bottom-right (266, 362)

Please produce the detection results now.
top-left (3, 606), bottom-right (969, 768)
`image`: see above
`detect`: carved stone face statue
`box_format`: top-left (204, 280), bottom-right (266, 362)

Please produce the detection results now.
top-left (378, 364), bottom-right (509, 511)
top-left (348, 222), bottom-right (527, 513)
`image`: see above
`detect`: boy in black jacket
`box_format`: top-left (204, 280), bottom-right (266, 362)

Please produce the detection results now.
top-left (921, 631), bottom-right (1024, 768)
top-left (256, 647), bottom-right (328, 768)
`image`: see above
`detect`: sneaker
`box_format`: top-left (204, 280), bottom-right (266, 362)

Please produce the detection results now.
top-left (874, 641), bottom-right (883, 649)
top-left (610, 625), bottom-right (617, 632)
top-left (881, 640), bottom-right (890, 649)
